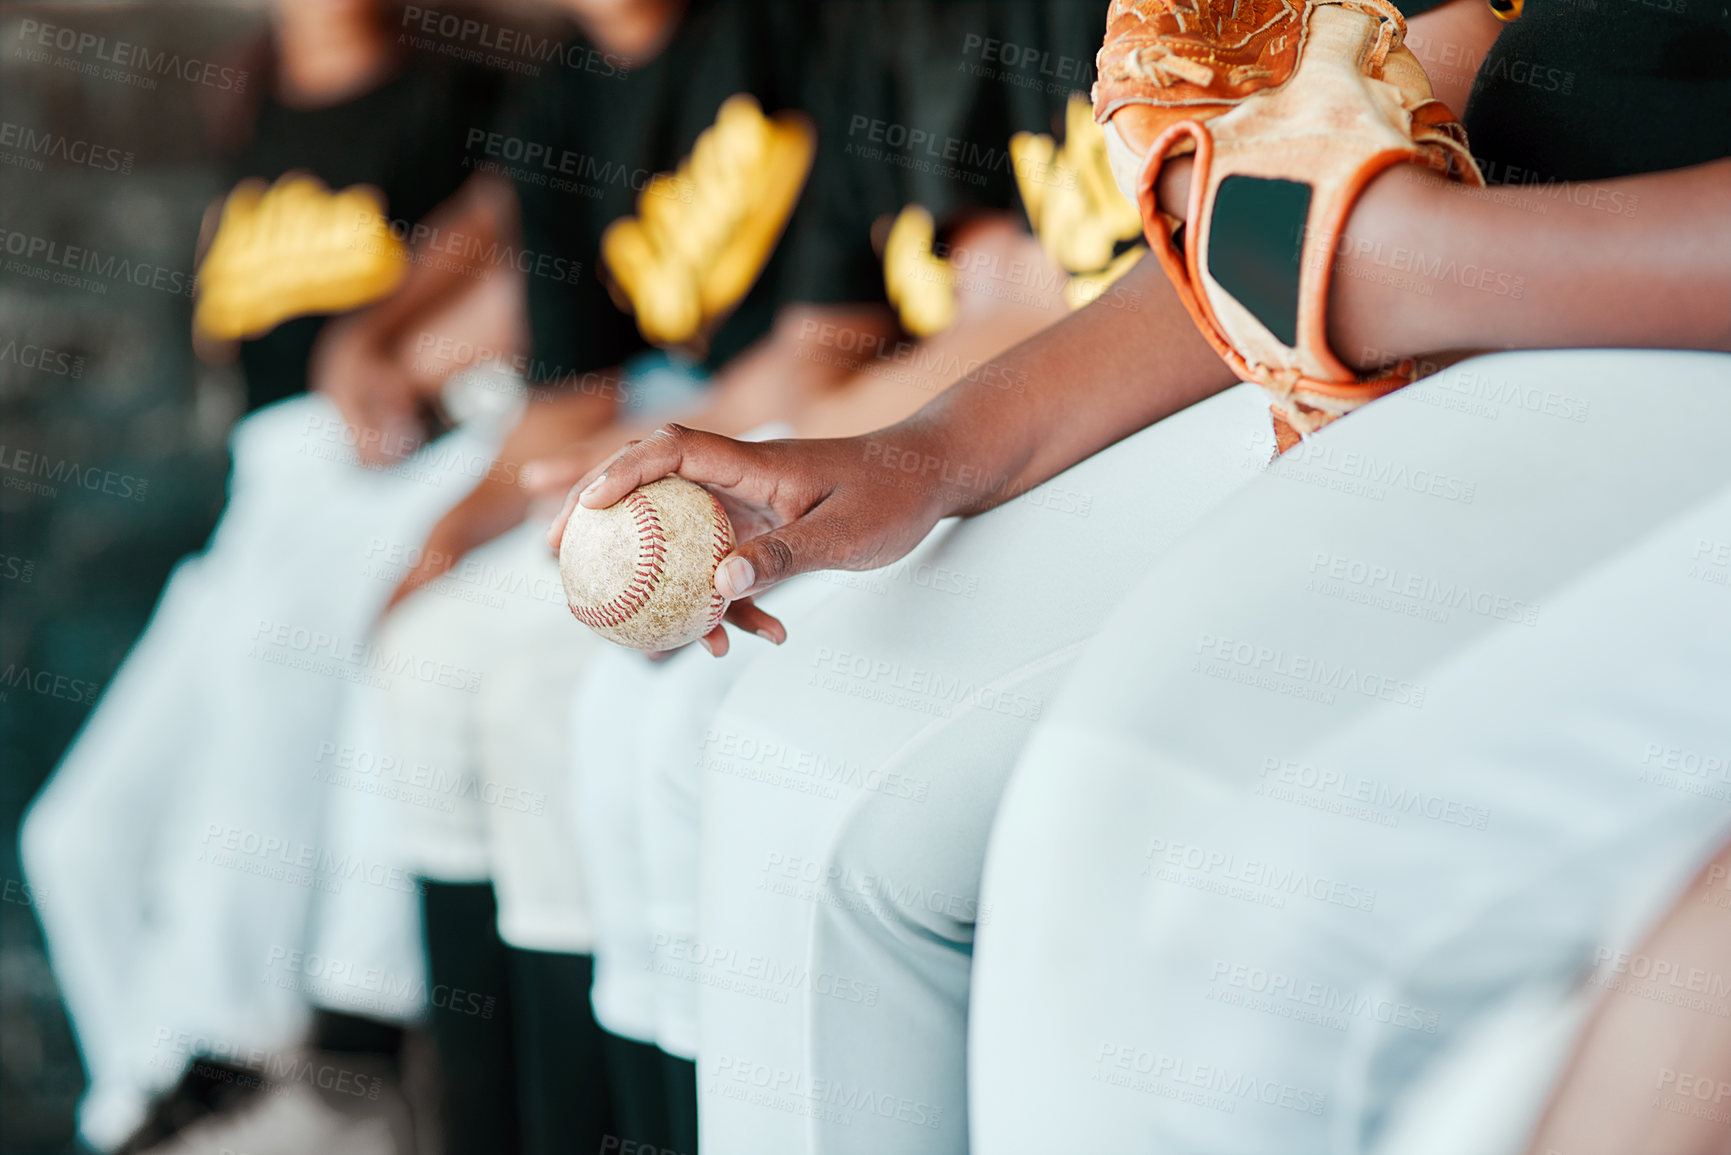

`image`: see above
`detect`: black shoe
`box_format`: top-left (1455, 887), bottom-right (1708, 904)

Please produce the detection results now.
top-left (113, 1056), bottom-right (265, 1154)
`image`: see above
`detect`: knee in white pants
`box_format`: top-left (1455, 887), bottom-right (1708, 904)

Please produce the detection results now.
top-left (819, 796), bottom-right (977, 954)
top-left (19, 791), bottom-right (88, 923)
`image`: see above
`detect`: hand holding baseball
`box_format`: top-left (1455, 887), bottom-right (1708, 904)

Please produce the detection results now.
top-left (559, 476), bottom-right (737, 652)
top-left (533, 424), bottom-right (953, 654)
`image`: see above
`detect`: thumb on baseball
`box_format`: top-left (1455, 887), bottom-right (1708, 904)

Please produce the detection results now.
top-left (715, 506), bottom-right (852, 600)
top-left (714, 555), bottom-right (756, 600)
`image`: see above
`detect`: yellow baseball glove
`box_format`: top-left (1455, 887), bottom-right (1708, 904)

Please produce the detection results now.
top-left (194, 174), bottom-right (406, 341)
top-left (1012, 93), bottom-right (1148, 312)
top-left (603, 95), bottom-right (816, 347)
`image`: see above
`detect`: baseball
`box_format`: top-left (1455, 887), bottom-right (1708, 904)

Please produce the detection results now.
top-left (559, 476), bottom-right (735, 651)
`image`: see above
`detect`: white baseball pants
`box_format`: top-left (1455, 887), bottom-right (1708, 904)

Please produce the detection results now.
top-left (21, 394), bottom-right (502, 1148)
top-left (567, 420), bottom-right (829, 1055)
top-left (694, 382), bottom-right (1274, 1154)
top-left (968, 350), bottom-right (1731, 1154)
top-left (576, 577), bottom-right (845, 1058)
top-left (372, 521), bottom-right (599, 954)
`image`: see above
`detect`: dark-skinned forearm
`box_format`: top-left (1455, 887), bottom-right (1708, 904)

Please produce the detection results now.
top-left (870, 256), bottom-right (1238, 520)
top-left (887, 154), bottom-right (1730, 527)
top-left (1332, 159), bottom-right (1731, 366)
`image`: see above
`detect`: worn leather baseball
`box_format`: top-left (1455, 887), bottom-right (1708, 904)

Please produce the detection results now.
top-left (559, 476), bottom-right (734, 651)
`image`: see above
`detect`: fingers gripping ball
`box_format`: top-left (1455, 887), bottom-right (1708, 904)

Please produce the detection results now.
top-left (560, 477), bottom-right (734, 651)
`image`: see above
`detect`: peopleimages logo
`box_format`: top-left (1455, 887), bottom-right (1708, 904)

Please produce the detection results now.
top-left (0, 444), bottom-right (148, 502)
top-left (1305, 551), bottom-right (1541, 627)
top-left (15, 19), bottom-right (248, 91)
top-left (709, 1055), bottom-right (946, 1130)
top-left (0, 663), bottom-right (102, 705)
top-left (1144, 837), bottom-right (1378, 913)
top-left (399, 6), bottom-right (629, 79)
top-left (1093, 1043), bottom-right (1328, 1115)
top-left (1192, 631), bottom-right (1427, 709)
top-left (462, 128), bottom-right (679, 202)
top-left (1257, 756), bottom-right (1492, 831)
top-left (356, 210), bottom-right (583, 285)
top-left (0, 227), bottom-right (196, 298)
top-left (1207, 959), bottom-right (1442, 1033)
top-left (960, 32), bottom-right (1094, 87)
top-left (1272, 441), bottom-right (1478, 505)
top-left (0, 338), bottom-right (85, 378)
top-left (0, 121), bottom-right (134, 173)
top-left (844, 115), bottom-right (1029, 188)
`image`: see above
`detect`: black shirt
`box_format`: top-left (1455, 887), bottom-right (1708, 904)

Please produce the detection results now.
top-left (501, 0), bottom-right (813, 383)
top-left (511, 1), bottom-right (1118, 382)
top-left (780, 0), bottom-right (1112, 307)
top-left (1465, 0), bottom-right (1731, 180)
top-left (232, 59), bottom-right (506, 411)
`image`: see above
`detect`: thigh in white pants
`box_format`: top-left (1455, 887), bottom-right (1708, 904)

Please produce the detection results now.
top-left (638, 578), bottom-right (843, 1061)
top-left (697, 383), bottom-right (1273, 1155)
top-left (20, 395), bottom-right (503, 1147)
top-left (376, 523), bottom-right (597, 953)
top-left (303, 676), bottom-right (434, 1024)
top-left (971, 350), bottom-right (1731, 1154)
top-left (575, 423), bottom-right (840, 1058)
top-left (303, 529), bottom-right (575, 1022)
top-left (570, 577), bottom-right (839, 1054)
top-left (571, 649), bottom-right (667, 1043)
top-left (371, 585), bottom-right (490, 892)
top-left (19, 552), bottom-right (216, 1146)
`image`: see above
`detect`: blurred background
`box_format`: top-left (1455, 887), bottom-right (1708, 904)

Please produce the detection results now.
top-left (0, 4), bottom-right (519, 1148)
top-left (1, 0), bottom-right (1114, 1149)
top-left (2, 6), bottom-right (258, 1150)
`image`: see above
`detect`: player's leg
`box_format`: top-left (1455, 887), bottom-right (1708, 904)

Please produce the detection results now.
top-left (571, 647), bottom-right (676, 1148)
top-left (968, 350), bottom-right (1731, 1152)
top-left (21, 395), bottom-right (498, 1149)
top-left (630, 576), bottom-right (839, 1154)
top-left (1366, 833), bottom-right (1731, 1155)
top-left (367, 547), bottom-right (515, 1155)
top-left (696, 382), bottom-right (1273, 1154)
top-left (420, 881), bottom-right (521, 1155)
top-left (301, 674), bottom-right (433, 1032)
top-left (636, 644), bottom-right (740, 1154)
top-left (1518, 836), bottom-right (1731, 1155)
top-left (18, 553), bottom-right (216, 1148)
top-left (467, 524), bottom-right (613, 1154)
top-left (17, 393), bottom-right (355, 1146)
top-left (119, 403), bottom-right (501, 1061)
top-left (508, 948), bottom-right (614, 1153)
top-left (279, 660), bottom-right (445, 1151)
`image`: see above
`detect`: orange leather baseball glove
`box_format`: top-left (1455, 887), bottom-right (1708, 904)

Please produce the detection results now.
top-left (1094, 0), bottom-right (1482, 450)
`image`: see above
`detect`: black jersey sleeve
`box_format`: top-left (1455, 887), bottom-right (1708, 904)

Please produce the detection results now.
top-left (494, 61), bottom-right (650, 385)
top-left (1464, 0), bottom-right (1731, 182)
top-left (231, 59), bottom-right (508, 411)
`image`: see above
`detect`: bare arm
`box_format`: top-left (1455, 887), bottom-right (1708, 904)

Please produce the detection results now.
top-left (1333, 159), bottom-right (1731, 364)
top-left (312, 174), bottom-right (521, 464)
top-left (1524, 840), bottom-right (1731, 1155)
top-left (387, 303), bottom-right (902, 610)
top-left (557, 0), bottom-right (1731, 647)
top-left (882, 256), bottom-right (1236, 518)
top-left (555, 253), bottom-right (1234, 608)
top-left (1150, 152), bottom-right (1731, 369)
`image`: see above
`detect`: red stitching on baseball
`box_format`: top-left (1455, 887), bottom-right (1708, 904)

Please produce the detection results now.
top-left (704, 492), bottom-right (731, 630)
top-left (571, 490), bottom-right (668, 630)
